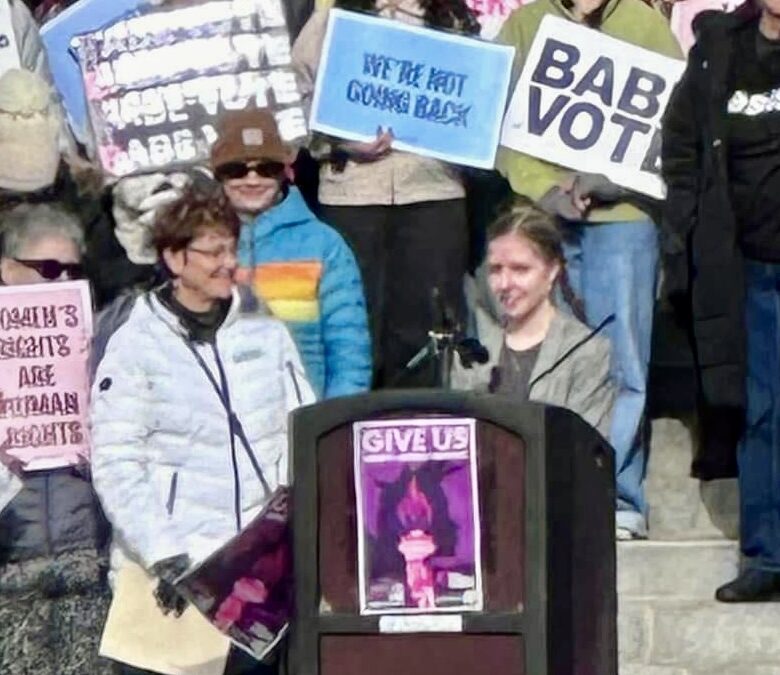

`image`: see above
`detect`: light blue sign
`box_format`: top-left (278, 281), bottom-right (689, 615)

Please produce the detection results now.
top-left (310, 9), bottom-right (515, 169)
top-left (41, 0), bottom-right (145, 143)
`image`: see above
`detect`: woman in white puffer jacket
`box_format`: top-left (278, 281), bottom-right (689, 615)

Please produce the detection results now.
top-left (90, 185), bottom-right (315, 675)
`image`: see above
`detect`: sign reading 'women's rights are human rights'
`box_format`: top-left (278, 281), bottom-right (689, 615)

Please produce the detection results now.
top-left (501, 16), bottom-right (685, 199)
top-left (309, 9), bottom-right (515, 169)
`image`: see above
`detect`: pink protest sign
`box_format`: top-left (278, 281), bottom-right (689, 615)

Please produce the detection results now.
top-left (465, 0), bottom-right (528, 38)
top-left (670, 0), bottom-right (744, 54)
top-left (0, 281), bottom-right (93, 471)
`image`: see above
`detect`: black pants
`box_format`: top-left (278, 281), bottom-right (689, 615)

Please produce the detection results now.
top-left (320, 199), bottom-right (469, 388)
top-left (114, 646), bottom-right (277, 675)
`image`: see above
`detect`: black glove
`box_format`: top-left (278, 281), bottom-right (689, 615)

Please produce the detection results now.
top-left (152, 554), bottom-right (191, 617)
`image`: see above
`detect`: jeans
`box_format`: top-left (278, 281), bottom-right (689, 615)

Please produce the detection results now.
top-left (740, 260), bottom-right (780, 571)
top-left (562, 219), bottom-right (659, 534)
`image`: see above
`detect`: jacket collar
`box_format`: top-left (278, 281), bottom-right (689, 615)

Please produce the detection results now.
top-left (473, 302), bottom-right (612, 391)
top-left (251, 186), bottom-right (313, 237)
top-left (145, 285), bottom-right (244, 339)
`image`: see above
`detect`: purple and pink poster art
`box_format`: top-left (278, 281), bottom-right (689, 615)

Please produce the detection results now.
top-left (175, 487), bottom-right (292, 660)
top-left (354, 417), bottom-right (483, 615)
top-left (0, 280), bottom-right (93, 471)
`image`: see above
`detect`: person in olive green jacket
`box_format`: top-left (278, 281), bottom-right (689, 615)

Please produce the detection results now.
top-left (495, 0), bottom-right (682, 540)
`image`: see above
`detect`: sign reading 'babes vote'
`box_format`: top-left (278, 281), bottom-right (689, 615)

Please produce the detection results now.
top-left (0, 281), bottom-right (93, 471)
top-left (501, 16), bottom-right (685, 198)
top-left (310, 10), bottom-right (515, 169)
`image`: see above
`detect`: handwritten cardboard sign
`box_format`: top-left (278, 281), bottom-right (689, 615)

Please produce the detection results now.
top-left (354, 417), bottom-right (483, 615)
top-left (40, 0), bottom-right (145, 144)
top-left (310, 9), bottom-right (515, 169)
top-left (0, 0), bottom-right (21, 77)
top-left (0, 281), bottom-right (93, 471)
top-left (500, 15), bottom-right (685, 198)
top-left (71, 0), bottom-right (307, 179)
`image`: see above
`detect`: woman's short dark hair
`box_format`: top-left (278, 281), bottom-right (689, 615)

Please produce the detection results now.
top-left (152, 184), bottom-right (240, 258)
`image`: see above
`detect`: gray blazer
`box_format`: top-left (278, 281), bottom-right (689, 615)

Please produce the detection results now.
top-left (451, 275), bottom-right (616, 439)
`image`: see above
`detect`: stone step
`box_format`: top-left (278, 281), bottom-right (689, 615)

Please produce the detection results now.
top-left (620, 599), bottom-right (780, 672)
top-left (618, 540), bottom-right (738, 600)
top-left (618, 540), bottom-right (780, 674)
top-left (646, 419), bottom-right (739, 541)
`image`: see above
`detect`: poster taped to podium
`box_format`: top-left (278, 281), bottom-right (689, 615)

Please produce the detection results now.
top-left (354, 417), bottom-right (483, 615)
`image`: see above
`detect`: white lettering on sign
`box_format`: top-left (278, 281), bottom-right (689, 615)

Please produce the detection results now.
top-left (0, 0), bottom-right (21, 77)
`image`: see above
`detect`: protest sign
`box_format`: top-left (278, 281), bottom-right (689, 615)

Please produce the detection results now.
top-left (40, 0), bottom-right (145, 144)
top-left (465, 0), bottom-right (526, 39)
top-left (310, 9), bottom-right (515, 169)
top-left (354, 417), bottom-right (483, 615)
top-left (176, 487), bottom-right (292, 661)
top-left (70, 0), bottom-right (307, 179)
top-left (670, 0), bottom-right (743, 54)
top-left (0, 0), bottom-right (21, 77)
top-left (0, 280), bottom-right (93, 471)
top-left (500, 15), bottom-right (686, 198)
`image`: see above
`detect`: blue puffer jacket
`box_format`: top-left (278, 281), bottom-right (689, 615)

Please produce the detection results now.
top-left (237, 187), bottom-right (371, 398)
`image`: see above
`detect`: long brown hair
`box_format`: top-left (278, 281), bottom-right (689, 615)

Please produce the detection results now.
top-left (486, 198), bottom-right (587, 323)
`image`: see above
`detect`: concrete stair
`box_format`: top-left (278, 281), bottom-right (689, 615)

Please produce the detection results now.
top-left (617, 419), bottom-right (780, 675)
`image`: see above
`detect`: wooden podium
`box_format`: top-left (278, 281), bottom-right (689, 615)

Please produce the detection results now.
top-left (289, 390), bottom-right (616, 675)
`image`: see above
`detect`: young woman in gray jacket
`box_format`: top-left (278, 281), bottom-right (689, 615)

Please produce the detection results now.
top-left (451, 199), bottom-right (616, 441)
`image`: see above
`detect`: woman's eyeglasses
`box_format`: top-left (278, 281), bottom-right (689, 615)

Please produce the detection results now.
top-left (185, 245), bottom-right (238, 262)
top-left (214, 161), bottom-right (286, 181)
top-left (13, 258), bottom-right (84, 280)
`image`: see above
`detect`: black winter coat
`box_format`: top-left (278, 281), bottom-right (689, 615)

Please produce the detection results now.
top-left (0, 469), bottom-right (109, 564)
top-left (661, 10), bottom-right (759, 479)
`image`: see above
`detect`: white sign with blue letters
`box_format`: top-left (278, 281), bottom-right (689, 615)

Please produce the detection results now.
top-left (500, 15), bottom-right (685, 198)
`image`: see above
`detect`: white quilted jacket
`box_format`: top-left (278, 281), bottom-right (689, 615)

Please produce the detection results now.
top-left (90, 289), bottom-right (315, 570)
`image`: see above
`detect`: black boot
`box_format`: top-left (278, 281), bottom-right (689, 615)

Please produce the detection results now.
top-left (715, 569), bottom-right (780, 602)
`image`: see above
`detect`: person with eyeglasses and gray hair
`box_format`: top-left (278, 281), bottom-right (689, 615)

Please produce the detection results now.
top-left (0, 201), bottom-right (115, 675)
top-left (0, 202), bottom-right (85, 285)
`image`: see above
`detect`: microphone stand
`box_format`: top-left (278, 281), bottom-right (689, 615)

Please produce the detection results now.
top-left (403, 326), bottom-right (457, 389)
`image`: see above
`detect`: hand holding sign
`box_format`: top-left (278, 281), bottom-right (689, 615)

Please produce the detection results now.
top-left (341, 127), bottom-right (394, 162)
top-left (310, 10), bottom-right (514, 169)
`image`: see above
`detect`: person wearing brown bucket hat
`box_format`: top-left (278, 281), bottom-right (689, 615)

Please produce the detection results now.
top-left (211, 109), bottom-right (295, 172)
top-left (212, 108), bottom-right (371, 399)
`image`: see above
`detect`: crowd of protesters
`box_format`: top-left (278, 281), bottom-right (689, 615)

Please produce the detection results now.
top-left (0, 0), bottom-right (779, 671)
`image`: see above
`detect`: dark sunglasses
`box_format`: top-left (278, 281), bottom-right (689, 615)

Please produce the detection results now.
top-left (215, 161), bottom-right (286, 181)
top-left (14, 258), bottom-right (84, 280)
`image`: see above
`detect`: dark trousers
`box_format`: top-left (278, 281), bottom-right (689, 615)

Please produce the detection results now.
top-left (320, 199), bottom-right (469, 388)
top-left (740, 260), bottom-right (780, 570)
top-left (113, 647), bottom-right (277, 675)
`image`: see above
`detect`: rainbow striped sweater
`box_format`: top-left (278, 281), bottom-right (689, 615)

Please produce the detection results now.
top-left (237, 187), bottom-right (371, 398)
